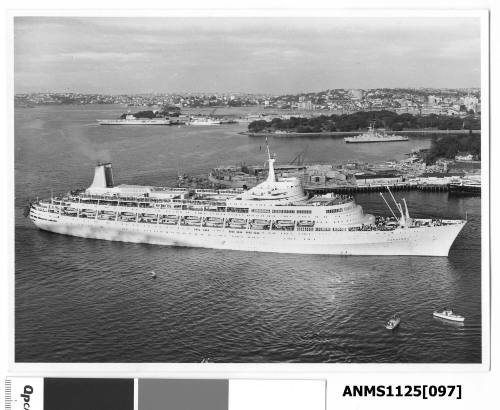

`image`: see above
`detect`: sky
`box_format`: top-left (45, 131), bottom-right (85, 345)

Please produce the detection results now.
top-left (14, 16), bottom-right (481, 94)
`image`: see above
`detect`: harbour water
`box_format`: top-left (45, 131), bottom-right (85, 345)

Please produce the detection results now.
top-left (15, 105), bottom-right (482, 363)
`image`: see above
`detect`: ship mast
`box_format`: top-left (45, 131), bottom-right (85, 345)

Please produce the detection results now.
top-left (379, 192), bottom-right (398, 220)
top-left (402, 198), bottom-right (411, 221)
top-left (384, 186), bottom-right (413, 227)
top-left (265, 137), bottom-right (277, 182)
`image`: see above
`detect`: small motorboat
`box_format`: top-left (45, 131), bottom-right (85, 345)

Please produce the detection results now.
top-left (433, 308), bottom-right (464, 322)
top-left (385, 314), bottom-right (401, 330)
top-left (150, 271), bottom-right (157, 279)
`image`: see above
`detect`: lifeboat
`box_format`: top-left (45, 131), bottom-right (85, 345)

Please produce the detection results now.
top-left (204, 217), bottom-right (223, 227)
top-left (141, 214), bottom-right (158, 223)
top-left (119, 213), bottom-right (136, 222)
top-left (205, 221), bottom-right (223, 227)
top-left (275, 220), bottom-right (295, 229)
top-left (121, 212), bottom-right (136, 217)
top-left (206, 217), bottom-right (223, 222)
top-left (159, 214), bottom-right (178, 224)
top-left (229, 218), bottom-right (247, 229)
top-left (250, 219), bottom-right (270, 230)
top-left (63, 208), bottom-right (78, 215)
top-left (252, 219), bottom-right (269, 224)
top-left (183, 216), bottom-right (201, 226)
top-left (162, 219), bottom-right (178, 225)
top-left (297, 220), bottom-right (315, 227)
top-left (80, 209), bottom-right (96, 217)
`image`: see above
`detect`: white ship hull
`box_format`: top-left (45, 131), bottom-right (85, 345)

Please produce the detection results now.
top-left (31, 215), bottom-right (465, 256)
top-left (97, 119), bottom-right (171, 125)
top-left (188, 121), bottom-right (221, 126)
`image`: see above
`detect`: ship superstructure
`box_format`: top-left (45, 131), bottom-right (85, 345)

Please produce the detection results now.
top-left (29, 146), bottom-right (465, 256)
top-left (344, 123), bottom-right (409, 143)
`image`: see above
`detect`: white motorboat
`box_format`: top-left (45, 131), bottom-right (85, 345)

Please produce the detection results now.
top-left (385, 314), bottom-right (401, 330)
top-left (433, 308), bottom-right (464, 322)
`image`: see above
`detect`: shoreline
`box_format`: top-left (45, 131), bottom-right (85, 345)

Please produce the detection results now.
top-left (242, 129), bottom-right (481, 137)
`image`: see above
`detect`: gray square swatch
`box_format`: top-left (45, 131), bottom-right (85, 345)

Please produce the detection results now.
top-left (139, 379), bottom-right (229, 410)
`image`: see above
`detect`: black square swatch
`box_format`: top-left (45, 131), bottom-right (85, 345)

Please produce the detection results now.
top-left (44, 378), bottom-right (134, 410)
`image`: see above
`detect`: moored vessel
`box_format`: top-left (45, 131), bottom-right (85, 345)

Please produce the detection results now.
top-left (188, 116), bottom-right (221, 126)
top-left (98, 114), bottom-right (171, 125)
top-left (344, 123), bottom-right (409, 143)
top-left (448, 175), bottom-right (481, 195)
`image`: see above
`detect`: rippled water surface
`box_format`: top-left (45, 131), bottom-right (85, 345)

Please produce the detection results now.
top-left (15, 105), bottom-right (482, 363)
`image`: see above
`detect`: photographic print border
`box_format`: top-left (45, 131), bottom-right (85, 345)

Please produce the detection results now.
top-left (4, 6), bottom-right (491, 377)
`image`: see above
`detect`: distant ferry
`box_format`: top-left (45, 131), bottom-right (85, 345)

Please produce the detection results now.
top-left (344, 123), bottom-right (409, 143)
top-left (28, 144), bottom-right (465, 256)
top-left (449, 175), bottom-right (481, 195)
top-left (188, 116), bottom-right (221, 126)
top-left (98, 114), bottom-right (171, 125)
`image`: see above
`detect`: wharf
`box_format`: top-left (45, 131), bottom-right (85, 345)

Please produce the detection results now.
top-left (304, 182), bottom-right (479, 195)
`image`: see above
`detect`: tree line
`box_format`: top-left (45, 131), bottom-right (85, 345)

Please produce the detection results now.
top-left (120, 106), bottom-right (181, 119)
top-left (425, 134), bottom-right (481, 164)
top-left (248, 110), bottom-right (481, 133)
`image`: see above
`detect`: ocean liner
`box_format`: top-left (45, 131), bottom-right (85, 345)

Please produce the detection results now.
top-left (28, 146), bottom-right (465, 256)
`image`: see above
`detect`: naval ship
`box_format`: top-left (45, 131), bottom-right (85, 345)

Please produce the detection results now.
top-left (344, 123), bottom-right (409, 143)
top-left (28, 146), bottom-right (465, 256)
